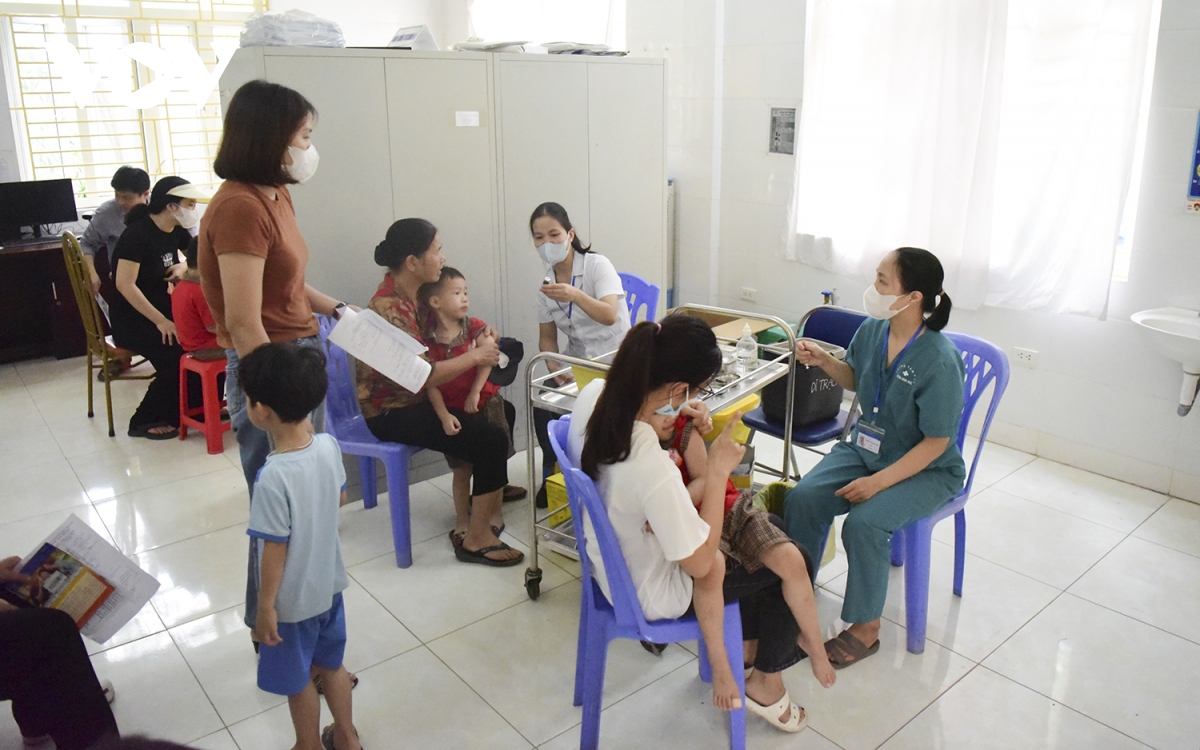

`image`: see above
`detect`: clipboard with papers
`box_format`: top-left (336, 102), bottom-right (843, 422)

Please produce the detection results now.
top-left (327, 308), bottom-right (432, 394)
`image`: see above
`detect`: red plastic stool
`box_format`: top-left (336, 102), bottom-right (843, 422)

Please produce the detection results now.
top-left (179, 354), bottom-right (230, 454)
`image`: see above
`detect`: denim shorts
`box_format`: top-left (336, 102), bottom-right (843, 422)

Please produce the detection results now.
top-left (257, 592), bottom-right (347, 696)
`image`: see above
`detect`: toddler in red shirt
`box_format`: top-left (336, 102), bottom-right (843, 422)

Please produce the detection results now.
top-left (172, 239), bottom-right (223, 360)
top-left (419, 267), bottom-right (516, 545)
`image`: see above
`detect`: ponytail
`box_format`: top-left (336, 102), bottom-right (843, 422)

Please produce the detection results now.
top-left (926, 291), bottom-right (953, 332)
top-left (893, 246), bottom-right (953, 332)
top-left (581, 322), bottom-right (657, 477)
top-left (581, 315), bottom-right (722, 478)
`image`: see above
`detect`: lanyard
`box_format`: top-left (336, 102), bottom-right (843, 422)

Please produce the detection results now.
top-left (871, 323), bottom-right (924, 420)
top-left (556, 274), bottom-right (582, 319)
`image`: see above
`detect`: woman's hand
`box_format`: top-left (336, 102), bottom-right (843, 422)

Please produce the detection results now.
top-left (835, 474), bottom-right (886, 504)
top-left (552, 369), bottom-right (576, 387)
top-left (679, 400), bottom-right (713, 437)
top-left (440, 414), bottom-right (462, 435)
top-left (540, 283), bottom-right (579, 304)
top-left (156, 319), bottom-right (178, 346)
top-left (470, 339), bottom-right (501, 368)
top-left (706, 411), bottom-right (746, 478)
top-left (0, 556), bottom-right (29, 586)
top-left (796, 339), bottom-right (833, 368)
top-left (165, 263), bottom-right (187, 282)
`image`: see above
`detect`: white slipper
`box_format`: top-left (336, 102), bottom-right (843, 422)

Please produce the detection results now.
top-left (745, 689), bottom-right (807, 733)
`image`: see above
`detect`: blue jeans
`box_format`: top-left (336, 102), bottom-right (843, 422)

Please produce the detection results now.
top-left (228, 336), bottom-right (327, 630)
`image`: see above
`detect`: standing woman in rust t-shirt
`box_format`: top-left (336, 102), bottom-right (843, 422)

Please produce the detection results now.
top-left (198, 80), bottom-right (354, 635)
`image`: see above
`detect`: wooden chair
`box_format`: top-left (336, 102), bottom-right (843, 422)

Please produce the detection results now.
top-left (60, 232), bottom-right (152, 437)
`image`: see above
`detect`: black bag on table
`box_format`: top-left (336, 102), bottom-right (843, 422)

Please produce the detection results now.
top-left (761, 339), bottom-right (845, 428)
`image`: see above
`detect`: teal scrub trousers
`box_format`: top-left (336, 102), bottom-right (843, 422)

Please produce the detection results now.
top-left (784, 441), bottom-right (964, 624)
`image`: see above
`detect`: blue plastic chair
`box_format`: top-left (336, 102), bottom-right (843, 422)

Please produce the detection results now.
top-left (887, 332), bottom-right (1010, 654)
top-left (547, 417), bottom-right (746, 750)
top-left (743, 305), bottom-right (868, 479)
top-left (617, 272), bottom-right (660, 324)
top-left (318, 316), bottom-right (420, 568)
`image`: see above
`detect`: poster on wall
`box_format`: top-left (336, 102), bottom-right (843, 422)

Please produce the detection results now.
top-left (1187, 109), bottom-right (1200, 213)
top-left (769, 108), bottom-right (796, 155)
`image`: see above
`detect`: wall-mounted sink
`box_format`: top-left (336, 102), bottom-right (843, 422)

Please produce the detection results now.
top-left (1132, 307), bottom-right (1200, 415)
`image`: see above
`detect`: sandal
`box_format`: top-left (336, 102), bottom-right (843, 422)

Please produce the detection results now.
top-left (313, 672), bottom-right (359, 694)
top-left (745, 689), bottom-right (807, 733)
top-left (448, 529), bottom-right (466, 549)
top-left (502, 485), bottom-right (527, 502)
top-left (454, 541), bottom-right (524, 567)
top-left (640, 641), bottom-right (668, 656)
top-left (825, 629), bottom-right (880, 670)
top-left (321, 724), bottom-right (363, 750)
top-left (491, 523), bottom-right (506, 537)
top-left (128, 423), bottom-right (180, 440)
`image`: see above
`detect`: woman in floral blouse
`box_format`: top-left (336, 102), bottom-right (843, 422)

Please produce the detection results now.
top-left (356, 219), bottom-right (522, 567)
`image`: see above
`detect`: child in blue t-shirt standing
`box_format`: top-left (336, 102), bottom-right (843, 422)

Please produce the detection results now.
top-left (239, 343), bottom-right (362, 750)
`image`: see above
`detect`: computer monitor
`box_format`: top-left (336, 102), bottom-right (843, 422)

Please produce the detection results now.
top-left (0, 178), bottom-right (78, 240)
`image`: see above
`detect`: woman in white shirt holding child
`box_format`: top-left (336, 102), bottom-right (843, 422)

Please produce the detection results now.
top-left (569, 314), bottom-right (813, 733)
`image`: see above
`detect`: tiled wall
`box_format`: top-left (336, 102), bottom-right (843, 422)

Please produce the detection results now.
top-left (629, 0), bottom-right (1200, 501)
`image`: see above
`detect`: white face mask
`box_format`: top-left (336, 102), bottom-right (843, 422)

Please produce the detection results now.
top-left (863, 284), bottom-right (912, 320)
top-left (172, 204), bottom-right (200, 229)
top-left (537, 239), bottom-right (570, 266)
top-left (284, 143), bottom-right (319, 183)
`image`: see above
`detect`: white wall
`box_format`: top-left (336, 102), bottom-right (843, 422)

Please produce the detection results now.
top-left (629, 0), bottom-right (1200, 502)
top-left (267, 0), bottom-right (470, 49)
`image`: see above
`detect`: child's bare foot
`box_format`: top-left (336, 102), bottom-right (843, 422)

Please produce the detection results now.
top-left (711, 666), bottom-right (743, 711)
top-left (811, 656), bottom-right (836, 688)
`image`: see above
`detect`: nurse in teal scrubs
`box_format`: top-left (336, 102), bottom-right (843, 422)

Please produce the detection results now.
top-left (784, 247), bottom-right (965, 669)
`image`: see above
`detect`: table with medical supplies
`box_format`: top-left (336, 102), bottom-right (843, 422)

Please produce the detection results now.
top-left (521, 305), bottom-right (799, 600)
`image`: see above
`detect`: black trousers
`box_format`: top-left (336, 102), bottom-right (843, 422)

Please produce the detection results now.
top-left (533, 406), bottom-right (556, 477)
top-left (0, 608), bottom-right (118, 750)
top-left (366, 400), bottom-right (509, 496)
top-left (112, 318), bottom-right (199, 431)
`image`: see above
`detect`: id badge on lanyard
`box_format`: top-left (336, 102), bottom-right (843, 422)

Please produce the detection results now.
top-left (556, 274), bottom-right (582, 322)
top-left (857, 323), bottom-right (923, 455)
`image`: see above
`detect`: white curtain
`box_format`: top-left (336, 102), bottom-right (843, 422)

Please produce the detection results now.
top-left (786, 0), bottom-right (1158, 317)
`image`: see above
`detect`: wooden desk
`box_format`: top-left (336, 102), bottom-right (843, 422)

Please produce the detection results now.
top-left (0, 238), bottom-right (87, 362)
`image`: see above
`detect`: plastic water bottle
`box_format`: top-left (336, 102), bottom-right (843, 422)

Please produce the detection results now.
top-left (735, 324), bottom-right (757, 375)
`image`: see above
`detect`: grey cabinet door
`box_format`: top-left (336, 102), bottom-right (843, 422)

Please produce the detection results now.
top-left (496, 57), bottom-right (591, 356)
top-left (588, 61), bottom-right (668, 320)
top-left (263, 54), bottom-right (394, 308)
top-left (384, 55), bottom-right (501, 330)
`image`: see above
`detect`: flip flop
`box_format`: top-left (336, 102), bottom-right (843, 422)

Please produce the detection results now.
top-left (128, 423), bottom-right (179, 440)
top-left (825, 630), bottom-right (880, 670)
top-left (321, 724), bottom-right (362, 750)
top-left (745, 689), bottom-right (807, 733)
top-left (491, 523), bottom-right (506, 537)
top-left (502, 485), bottom-right (527, 502)
top-left (455, 541), bottom-right (524, 567)
top-left (448, 529), bottom-right (466, 549)
top-left (640, 640), bottom-right (668, 656)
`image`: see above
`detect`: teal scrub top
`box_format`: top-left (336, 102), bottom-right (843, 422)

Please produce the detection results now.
top-left (844, 318), bottom-right (966, 476)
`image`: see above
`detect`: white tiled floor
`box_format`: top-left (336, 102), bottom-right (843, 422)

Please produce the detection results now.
top-left (1, 356), bottom-right (1197, 749)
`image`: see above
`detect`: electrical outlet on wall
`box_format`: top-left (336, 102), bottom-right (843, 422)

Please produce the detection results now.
top-left (1014, 347), bottom-right (1039, 369)
top-left (740, 287), bottom-right (757, 302)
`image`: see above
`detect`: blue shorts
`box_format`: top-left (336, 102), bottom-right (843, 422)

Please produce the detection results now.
top-left (257, 592), bottom-right (347, 696)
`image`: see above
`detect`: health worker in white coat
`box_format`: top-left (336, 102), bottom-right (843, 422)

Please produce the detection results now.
top-left (531, 202), bottom-right (632, 506)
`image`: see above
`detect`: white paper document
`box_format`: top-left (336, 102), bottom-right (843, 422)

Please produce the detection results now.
top-left (22, 515), bottom-right (161, 643)
top-left (327, 308), bottom-right (431, 393)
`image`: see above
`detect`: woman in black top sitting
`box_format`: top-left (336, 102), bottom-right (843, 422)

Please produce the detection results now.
top-left (110, 176), bottom-right (206, 439)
